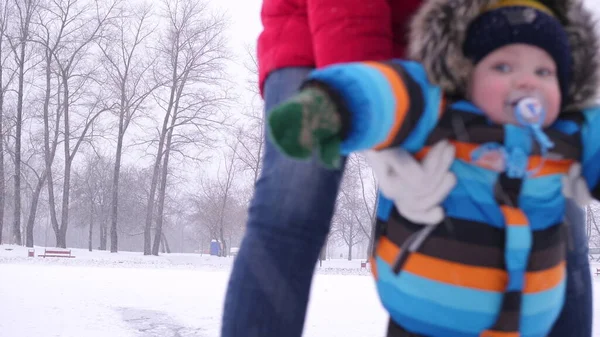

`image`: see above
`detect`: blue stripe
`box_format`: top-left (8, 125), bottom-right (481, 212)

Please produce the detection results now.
top-left (506, 248), bottom-right (529, 272)
top-left (519, 175), bottom-right (564, 230)
top-left (520, 175), bottom-right (562, 199)
top-left (582, 106), bottom-right (600, 189)
top-left (505, 224), bottom-right (531, 292)
top-left (506, 226), bottom-right (531, 250)
top-left (504, 124), bottom-right (532, 154)
top-left (444, 162), bottom-right (503, 227)
top-left (448, 179), bottom-right (496, 204)
top-left (550, 119), bottom-right (579, 135)
top-left (309, 64), bottom-right (395, 153)
top-left (376, 258), bottom-right (503, 314)
top-left (375, 257), bottom-right (565, 336)
top-left (376, 278), bottom-right (497, 334)
top-left (387, 309), bottom-right (480, 337)
top-left (507, 269), bottom-right (525, 291)
top-left (522, 279), bottom-right (566, 316)
top-left (519, 197), bottom-right (564, 230)
top-left (450, 100), bottom-right (485, 115)
top-left (444, 195), bottom-right (504, 228)
top-left (521, 296), bottom-right (565, 336)
top-left (396, 60), bottom-right (443, 152)
top-left (387, 307), bottom-right (551, 337)
top-left (451, 160), bottom-right (499, 185)
top-left (377, 193), bottom-right (394, 221)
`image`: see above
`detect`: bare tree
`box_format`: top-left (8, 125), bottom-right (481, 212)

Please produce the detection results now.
top-left (70, 153), bottom-right (112, 251)
top-left (235, 46), bottom-right (263, 185)
top-left (96, 2), bottom-right (157, 253)
top-left (32, 0), bottom-right (76, 250)
top-left (0, 0), bottom-right (15, 244)
top-left (330, 154), bottom-right (375, 260)
top-left (189, 147), bottom-right (245, 257)
top-left (20, 134), bottom-right (48, 247)
top-left (143, 0), bottom-right (231, 255)
top-left (46, 0), bottom-right (118, 248)
top-left (6, 0), bottom-right (40, 245)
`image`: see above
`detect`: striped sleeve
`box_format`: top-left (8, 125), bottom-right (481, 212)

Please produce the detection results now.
top-left (580, 106), bottom-right (600, 199)
top-left (306, 60), bottom-right (444, 154)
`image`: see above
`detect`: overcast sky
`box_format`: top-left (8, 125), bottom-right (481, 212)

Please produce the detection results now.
top-left (215, 0), bottom-right (600, 97)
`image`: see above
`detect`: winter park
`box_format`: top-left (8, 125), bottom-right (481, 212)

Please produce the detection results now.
top-left (3, 0), bottom-right (600, 336)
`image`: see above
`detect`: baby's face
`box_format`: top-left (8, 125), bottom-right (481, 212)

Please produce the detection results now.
top-left (468, 44), bottom-right (561, 127)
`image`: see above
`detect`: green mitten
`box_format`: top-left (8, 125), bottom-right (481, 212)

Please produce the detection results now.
top-left (267, 86), bottom-right (343, 169)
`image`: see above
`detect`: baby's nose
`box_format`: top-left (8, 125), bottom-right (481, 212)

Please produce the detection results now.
top-left (515, 74), bottom-right (538, 89)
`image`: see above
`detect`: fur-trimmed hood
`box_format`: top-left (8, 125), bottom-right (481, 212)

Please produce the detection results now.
top-left (408, 0), bottom-right (600, 111)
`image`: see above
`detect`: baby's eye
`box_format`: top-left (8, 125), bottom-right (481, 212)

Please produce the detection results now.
top-left (536, 67), bottom-right (555, 77)
top-left (492, 63), bottom-right (511, 73)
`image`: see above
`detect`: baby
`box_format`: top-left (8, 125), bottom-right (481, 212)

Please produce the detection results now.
top-left (267, 0), bottom-right (600, 336)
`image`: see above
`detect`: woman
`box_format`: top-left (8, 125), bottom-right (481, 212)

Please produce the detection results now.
top-left (220, 1), bottom-right (592, 336)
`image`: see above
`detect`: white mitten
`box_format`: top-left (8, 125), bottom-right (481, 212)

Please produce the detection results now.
top-left (363, 140), bottom-right (457, 225)
top-left (562, 163), bottom-right (592, 207)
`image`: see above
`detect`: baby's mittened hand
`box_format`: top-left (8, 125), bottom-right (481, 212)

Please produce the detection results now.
top-left (267, 85), bottom-right (343, 169)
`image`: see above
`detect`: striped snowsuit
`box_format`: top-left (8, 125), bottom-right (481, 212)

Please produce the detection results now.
top-left (306, 59), bottom-right (600, 337)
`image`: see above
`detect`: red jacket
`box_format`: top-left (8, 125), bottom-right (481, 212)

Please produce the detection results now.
top-left (257, 0), bottom-right (423, 95)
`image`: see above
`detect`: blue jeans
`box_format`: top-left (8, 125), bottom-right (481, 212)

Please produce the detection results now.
top-left (221, 67), bottom-right (346, 337)
top-left (547, 199), bottom-right (592, 337)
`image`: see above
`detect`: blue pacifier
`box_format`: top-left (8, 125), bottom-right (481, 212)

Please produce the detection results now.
top-left (514, 97), bottom-right (554, 151)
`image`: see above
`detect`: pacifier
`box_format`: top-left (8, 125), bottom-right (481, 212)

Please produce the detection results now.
top-left (514, 97), bottom-right (545, 127)
top-left (513, 97), bottom-right (554, 151)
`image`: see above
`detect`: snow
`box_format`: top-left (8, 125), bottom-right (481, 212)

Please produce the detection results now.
top-left (0, 245), bottom-right (385, 337)
top-left (0, 245), bottom-right (597, 337)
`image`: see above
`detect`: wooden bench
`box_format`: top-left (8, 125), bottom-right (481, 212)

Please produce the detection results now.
top-left (360, 261), bottom-right (368, 269)
top-left (596, 268), bottom-right (600, 276)
top-left (39, 249), bottom-right (75, 258)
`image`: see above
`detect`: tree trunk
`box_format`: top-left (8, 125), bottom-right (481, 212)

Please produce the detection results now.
top-left (25, 173), bottom-right (47, 247)
top-left (12, 34), bottom-right (28, 246)
top-left (144, 73), bottom-right (178, 256)
top-left (161, 233), bottom-right (171, 254)
top-left (152, 93), bottom-right (179, 256)
top-left (88, 198), bottom-right (94, 252)
top-left (44, 62), bottom-right (61, 251)
top-left (319, 237), bottom-right (327, 267)
top-left (110, 127), bottom-right (124, 253)
top-left (144, 126), bottom-right (168, 255)
top-left (99, 220), bottom-right (107, 251)
top-left (56, 77), bottom-right (71, 249)
top-left (586, 205), bottom-right (592, 240)
top-left (152, 125), bottom-right (174, 256)
top-left (367, 193), bottom-right (379, 258)
top-left (0, 29), bottom-right (5, 245)
top-left (219, 227), bottom-right (227, 257)
top-left (347, 221), bottom-right (354, 261)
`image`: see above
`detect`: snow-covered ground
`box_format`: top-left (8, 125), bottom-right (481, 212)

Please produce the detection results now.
top-left (0, 245), bottom-right (386, 337)
top-left (0, 245), bottom-right (597, 337)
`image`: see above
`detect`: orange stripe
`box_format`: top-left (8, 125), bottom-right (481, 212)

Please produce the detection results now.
top-left (524, 261), bottom-right (565, 293)
top-left (479, 330), bottom-right (520, 337)
top-left (528, 157), bottom-right (574, 177)
top-left (363, 62), bottom-right (409, 150)
top-left (453, 141), bottom-right (480, 162)
top-left (414, 146), bottom-right (430, 160)
top-left (430, 141), bottom-right (574, 177)
top-left (376, 236), bottom-right (399, 265)
top-left (499, 206), bottom-right (528, 226)
top-left (376, 237), bottom-right (508, 291)
top-left (375, 236), bottom-right (564, 293)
